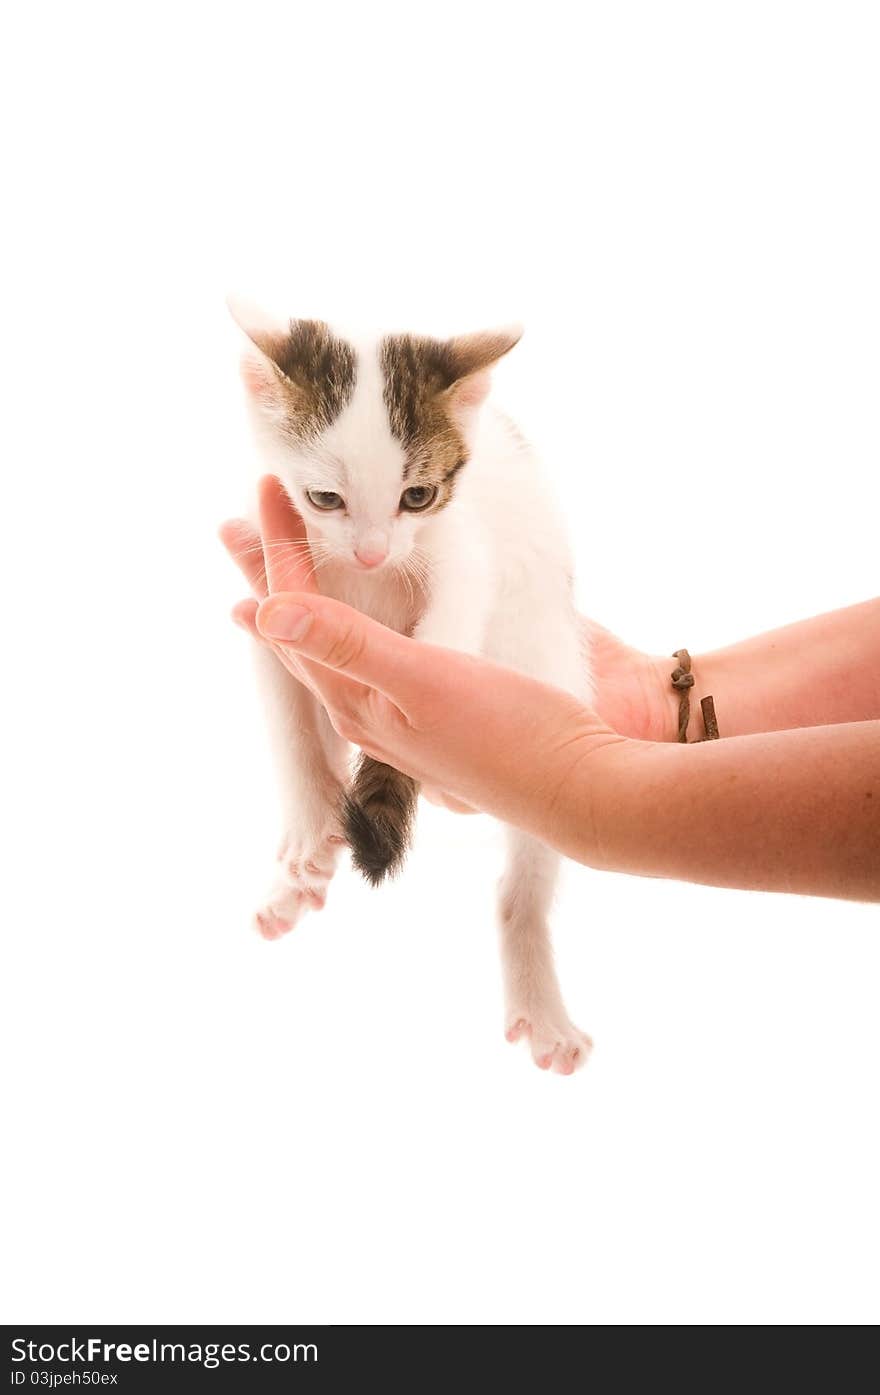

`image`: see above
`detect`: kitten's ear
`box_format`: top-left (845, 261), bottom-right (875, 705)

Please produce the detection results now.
top-left (226, 294), bottom-right (287, 343)
top-left (226, 295), bottom-right (299, 405)
top-left (442, 325), bottom-right (523, 413)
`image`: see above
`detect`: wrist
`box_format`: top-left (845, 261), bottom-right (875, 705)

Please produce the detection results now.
top-left (649, 652), bottom-right (721, 743)
top-left (647, 654), bottom-right (682, 742)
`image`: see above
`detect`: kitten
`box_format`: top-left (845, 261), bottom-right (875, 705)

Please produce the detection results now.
top-left (231, 303), bottom-right (593, 1075)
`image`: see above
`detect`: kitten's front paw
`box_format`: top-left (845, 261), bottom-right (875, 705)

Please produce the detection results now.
top-left (253, 820), bottom-right (347, 941)
top-left (505, 1008), bottom-right (593, 1076)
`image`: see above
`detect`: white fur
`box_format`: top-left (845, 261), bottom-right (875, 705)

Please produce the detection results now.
top-left (239, 327), bottom-right (594, 1073)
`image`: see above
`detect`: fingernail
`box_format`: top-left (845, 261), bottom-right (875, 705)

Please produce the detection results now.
top-left (262, 603), bottom-right (313, 643)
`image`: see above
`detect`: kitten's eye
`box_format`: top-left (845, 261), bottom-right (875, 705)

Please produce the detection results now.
top-left (399, 484), bottom-right (438, 512)
top-left (306, 489), bottom-right (345, 511)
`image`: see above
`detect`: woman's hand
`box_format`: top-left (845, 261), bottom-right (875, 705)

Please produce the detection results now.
top-left (221, 477), bottom-right (627, 845)
top-left (222, 480), bottom-right (676, 763)
top-left (221, 478), bottom-right (880, 899)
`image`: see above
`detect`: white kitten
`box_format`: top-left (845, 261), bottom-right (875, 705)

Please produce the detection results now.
top-left (231, 305), bottom-right (593, 1075)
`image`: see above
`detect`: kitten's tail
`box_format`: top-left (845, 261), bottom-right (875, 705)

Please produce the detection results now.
top-left (343, 755), bottom-right (419, 886)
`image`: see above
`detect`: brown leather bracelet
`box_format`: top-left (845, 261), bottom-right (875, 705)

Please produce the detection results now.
top-left (671, 649), bottom-right (720, 743)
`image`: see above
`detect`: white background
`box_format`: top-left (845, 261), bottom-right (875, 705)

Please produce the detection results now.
top-left (2, 1), bottom-right (878, 1325)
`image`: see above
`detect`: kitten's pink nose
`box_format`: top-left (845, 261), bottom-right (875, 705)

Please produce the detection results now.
top-left (354, 544), bottom-right (388, 569)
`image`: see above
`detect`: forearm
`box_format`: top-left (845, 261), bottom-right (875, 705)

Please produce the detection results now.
top-left (546, 720), bottom-right (880, 901)
top-left (352, 653), bottom-right (880, 903)
top-left (657, 599), bottom-right (880, 741)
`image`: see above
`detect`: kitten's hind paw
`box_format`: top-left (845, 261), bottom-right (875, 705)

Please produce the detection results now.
top-left (253, 822), bottom-right (345, 940)
top-left (254, 903), bottom-right (296, 941)
top-left (505, 1011), bottom-right (593, 1076)
top-left (253, 882), bottom-right (326, 941)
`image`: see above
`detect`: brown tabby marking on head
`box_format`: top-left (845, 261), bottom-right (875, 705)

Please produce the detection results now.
top-left (254, 319), bottom-right (356, 438)
top-left (380, 328), bottom-right (522, 508)
top-left (380, 334), bottom-right (469, 504)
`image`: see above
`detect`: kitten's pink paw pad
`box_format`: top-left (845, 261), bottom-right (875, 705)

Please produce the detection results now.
top-left (277, 826), bottom-right (345, 897)
top-left (254, 908), bottom-right (294, 941)
top-left (282, 855), bottom-right (332, 891)
top-left (505, 1012), bottom-right (593, 1076)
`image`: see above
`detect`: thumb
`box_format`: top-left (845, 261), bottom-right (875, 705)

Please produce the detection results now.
top-left (257, 592), bottom-right (423, 700)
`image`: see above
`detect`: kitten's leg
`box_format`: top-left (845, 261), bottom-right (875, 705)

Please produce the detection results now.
top-left (487, 600), bottom-right (593, 1072)
top-left (499, 828), bottom-right (592, 1074)
top-left (253, 644), bottom-right (349, 939)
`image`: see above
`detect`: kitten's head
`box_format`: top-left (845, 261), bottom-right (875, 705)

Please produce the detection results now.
top-left (230, 301), bottom-right (521, 571)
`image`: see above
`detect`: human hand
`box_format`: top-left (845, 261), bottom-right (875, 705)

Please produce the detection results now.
top-left (222, 476), bottom-right (673, 751)
top-left (220, 478), bottom-right (626, 846)
top-left (221, 479), bottom-right (477, 812)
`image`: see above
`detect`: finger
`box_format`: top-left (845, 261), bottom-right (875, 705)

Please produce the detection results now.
top-left (257, 475), bottom-right (320, 596)
top-left (231, 598), bottom-right (260, 637)
top-left (230, 597), bottom-right (330, 714)
top-left (256, 591), bottom-right (444, 711)
top-left (219, 520), bottom-right (268, 598)
top-left (232, 597), bottom-right (326, 703)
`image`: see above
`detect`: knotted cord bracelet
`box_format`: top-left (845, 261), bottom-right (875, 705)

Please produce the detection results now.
top-left (671, 649), bottom-right (720, 743)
